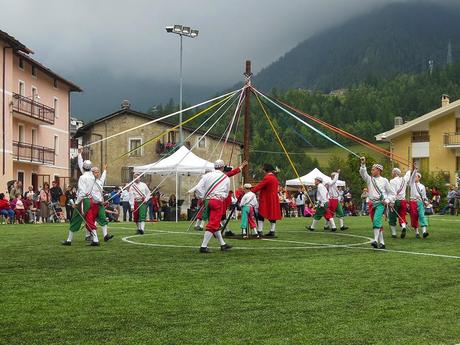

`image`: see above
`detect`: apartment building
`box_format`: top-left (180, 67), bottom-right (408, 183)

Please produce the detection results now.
top-left (0, 30), bottom-right (82, 190)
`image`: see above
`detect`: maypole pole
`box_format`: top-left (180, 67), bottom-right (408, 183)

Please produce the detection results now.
top-left (243, 60), bottom-right (252, 183)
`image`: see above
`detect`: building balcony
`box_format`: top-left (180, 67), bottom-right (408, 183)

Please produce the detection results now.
top-left (12, 93), bottom-right (55, 125)
top-left (13, 141), bottom-right (55, 165)
top-left (444, 132), bottom-right (460, 148)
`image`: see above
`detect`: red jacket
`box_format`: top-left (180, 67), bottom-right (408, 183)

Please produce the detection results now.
top-left (252, 173), bottom-right (281, 221)
top-left (223, 167), bottom-right (242, 208)
top-left (0, 199), bottom-right (11, 211)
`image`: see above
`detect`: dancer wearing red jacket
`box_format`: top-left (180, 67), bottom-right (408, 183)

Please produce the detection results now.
top-left (252, 164), bottom-right (282, 237)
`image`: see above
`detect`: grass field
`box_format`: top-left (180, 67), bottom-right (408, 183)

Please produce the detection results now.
top-left (1, 216), bottom-right (459, 345)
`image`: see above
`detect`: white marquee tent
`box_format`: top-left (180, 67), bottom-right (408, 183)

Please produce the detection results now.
top-left (132, 146), bottom-right (214, 222)
top-left (285, 168), bottom-right (346, 187)
top-left (133, 146), bottom-right (214, 176)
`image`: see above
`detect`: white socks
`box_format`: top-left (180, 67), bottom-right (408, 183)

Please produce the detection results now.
top-left (311, 219), bottom-right (318, 229)
top-left (86, 229), bottom-right (91, 238)
top-left (91, 230), bottom-right (99, 243)
top-left (140, 221), bottom-right (145, 231)
top-left (242, 228), bottom-right (247, 235)
top-left (401, 222), bottom-right (406, 229)
top-left (102, 225), bottom-right (108, 237)
top-left (339, 218), bottom-right (344, 228)
top-left (66, 230), bottom-right (74, 242)
top-left (422, 226), bottom-right (427, 234)
top-left (373, 228), bottom-right (380, 242)
top-left (415, 228), bottom-right (420, 235)
top-left (390, 226), bottom-right (396, 236)
top-left (269, 222), bottom-right (276, 233)
top-left (329, 218), bottom-right (337, 229)
top-left (195, 219), bottom-right (203, 228)
top-left (215, 231), bottom-right (226, 246)
top-left (252, 228), bottom-right (258, 235)
top-left (201, 231), bottom-right (213, 248)
top-left (378, 230), bottom-right (384, 245)
top-left (257, 220), bottom-right (264, 233)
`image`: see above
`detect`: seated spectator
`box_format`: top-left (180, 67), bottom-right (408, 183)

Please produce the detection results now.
top-left (105, 204), bottom-right (119, 222)
top-left (12, 194), bottom-right (26, 223)
top-left (23, 194), bottom-right (38, 223)
top-left (24, 185), bottom-right (35, 199)
top-left (0, 193), bottom-right (15, 224)
top-left (304, 203), bottom-right (315, 217)
top-left (425, 203), bottom-right (434, 215)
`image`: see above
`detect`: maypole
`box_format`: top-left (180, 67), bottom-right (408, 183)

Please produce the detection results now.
top-left (243, 60), bottom-right (252, 183)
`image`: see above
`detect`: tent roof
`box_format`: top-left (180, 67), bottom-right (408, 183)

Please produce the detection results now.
top-left (132, 146), bottom-right (214, 176)
top-left (285, 168), bottom-right (345, 187)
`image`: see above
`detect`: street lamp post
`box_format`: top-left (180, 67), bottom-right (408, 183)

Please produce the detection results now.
top-left (166, 25), bottom-right (199, 145)
top-left (166, 25), bottom-right (199, 222)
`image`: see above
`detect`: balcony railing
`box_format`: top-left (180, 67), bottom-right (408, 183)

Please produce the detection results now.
top-left (444, 132), bottom-right (460, 147)
top-left (13, 141), bottom-right (55, 165)
top-left (12, 93), bottom-right (55, 124)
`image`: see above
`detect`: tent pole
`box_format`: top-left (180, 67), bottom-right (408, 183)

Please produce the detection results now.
top-left (175, 171), bottom-right (178, 223)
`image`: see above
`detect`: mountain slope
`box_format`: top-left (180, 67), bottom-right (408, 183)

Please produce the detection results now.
top-left (253, 2), bottom-right (460, 91)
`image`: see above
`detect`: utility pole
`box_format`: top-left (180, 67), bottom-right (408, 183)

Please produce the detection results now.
top-left (243, 60), bottom-right (252, 183)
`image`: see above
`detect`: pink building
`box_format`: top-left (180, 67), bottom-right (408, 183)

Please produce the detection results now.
top-left (0, 30), bottom-right (82, 191)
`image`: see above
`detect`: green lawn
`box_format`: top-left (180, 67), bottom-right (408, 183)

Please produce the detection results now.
top-left (1, 216), bottom-right (459, 345)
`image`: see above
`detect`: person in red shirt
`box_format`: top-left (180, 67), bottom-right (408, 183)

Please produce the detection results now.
top-left (0, 193), bottom-right (15, 224)
top-left (252, 164), bottom-right (282, 237)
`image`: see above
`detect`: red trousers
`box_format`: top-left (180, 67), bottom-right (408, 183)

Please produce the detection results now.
top-left (206, 198), bottom-right (224, 233)
top-left (247, 207), bottom-right (257, 229)
top-left (84, 199), bottom-right (99, 231)
top-left (14, 209), bottom-right (26, 220)
top-left (394, 199), bottom-right (407, 226)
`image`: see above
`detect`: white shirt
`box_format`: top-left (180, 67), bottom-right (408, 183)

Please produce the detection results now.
top-left (409, 170), bottom-right (428, 202)
top-left (129, 182), bottom-right (151, 209)
top-left (390, 170), bottom-right (411, 201)
top-left (360, 165), bottom-right (395, 203)
top-left (120, 190), bottom-right (130, 202)
top-left (240, 191), bottom-right (258, 208)
top-left (192, 170), bottom-right (229, 200)
top-left (325, 173), bottom-right (340, 198)
top-left (295, 192), bottom-right (306, 206)
top-left (316, 183), bottom-right (329, 206)
top-left (78, 153), bottom-right (106, 203)
top-left (76, 171), bottom-right (96, 204)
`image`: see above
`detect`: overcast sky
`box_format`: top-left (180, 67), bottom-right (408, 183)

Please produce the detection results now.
top-left (1, 0), bottom-right (421, 87)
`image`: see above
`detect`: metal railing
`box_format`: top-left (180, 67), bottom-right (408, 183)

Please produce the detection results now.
top-left (13, 141), bottom-right (55, 165)
top-left (12, 93), bottom-right (55, 124)
top-left (444, 132), bottom-right (460, 146)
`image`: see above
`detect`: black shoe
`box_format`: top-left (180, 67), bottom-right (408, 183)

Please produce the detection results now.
top-left (307, 226), bottom-right (315, 231)
top-left (85, 235), bottom-right (92, 242)
top-left (136, 229), bottom-right (144, 235)
top-left (104, 234), bottom-right (114, 242)
top-left (199, 247), bottom-right (210, 253)
top-left (371, 241), bottom-right (378, 249)
top-left (423, 232), bottom-right (429, 239)
top-left (265, 231), bottom-right (275, 237)
top-left (340, 226), bottom-right (349, 231)
top-left (331, 228), bottom-right (337, 232)
top-left (416, 233), bottom-right (420, 239)
top-left (89, 241), bottom-right (100, 246)
top-left (251, 233), bottom-right (260, 239)
top-left (257, 231), bottom-right (264, 237)
top-left (242, 234), bottom-right (248, 239)
top-left (224, 231), bottom-right (235, 236)
top-left (379, 244), bottom-right (386, 249)
top-left (401, 228), bottom-right (406, 239)
top-left (324, 226), bottom-right (330, 230)
top-left (194, 226), bottom-right (203, 231)
top-left (391, 234), bottom-right (397, 239)
top-left (62, 241), bottom-right (71, 246)
top-left (221, 244), bottom-right (233, 251)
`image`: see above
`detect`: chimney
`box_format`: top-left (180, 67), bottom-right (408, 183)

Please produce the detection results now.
top-left (394, 116), bottom-right (403, 128)
top-left (441, 94), bottom-right (450, 107)
top-left (121, 100), bottom-right (131, 110)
